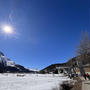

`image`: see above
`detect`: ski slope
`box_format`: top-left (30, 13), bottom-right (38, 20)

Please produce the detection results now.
top-left (0, 74), bottom-right (71, 90)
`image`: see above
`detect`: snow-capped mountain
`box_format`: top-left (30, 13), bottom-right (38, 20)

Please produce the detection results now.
top-left (0, 52), bottom-right (15, 67)
top-left (0, 56), bottom-right (15, 67)
top-left (29, 68), bottom-right (40, 72)
top-left (0, 51), bottom-right (36, 73)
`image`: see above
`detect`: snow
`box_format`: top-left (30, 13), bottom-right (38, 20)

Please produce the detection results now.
top-left (0, 74), bottom-right (71, 90)
top-left (0, 55), bottom-right (15, 67)
top-left (6, 58), bottom-right (15, 67)
top-left (29, 68), bottom-right (40, 72)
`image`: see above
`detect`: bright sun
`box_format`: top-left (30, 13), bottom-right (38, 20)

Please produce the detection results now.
top-left (2, 25), bottom-right (13, 34)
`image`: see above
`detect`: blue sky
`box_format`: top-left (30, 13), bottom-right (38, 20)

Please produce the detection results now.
top-left (0, 0), bottom-right (89, 69)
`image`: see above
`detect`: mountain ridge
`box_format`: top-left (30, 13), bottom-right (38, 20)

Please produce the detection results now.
top-left (40, 53), bottom-right (90, 73)
top-left (0, 51), bottom-right (36, 73)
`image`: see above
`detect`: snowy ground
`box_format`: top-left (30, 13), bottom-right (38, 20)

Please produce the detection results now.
top-left (0, 73), bottom-right (71, 90)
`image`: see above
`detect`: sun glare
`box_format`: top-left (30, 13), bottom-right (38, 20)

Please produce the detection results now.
top-left (2, 25), bottom-right (13, 34)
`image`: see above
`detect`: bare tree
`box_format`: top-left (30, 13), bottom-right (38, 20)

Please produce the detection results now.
top-left (76, 32), bottom-right (90, 56)
top-left (76, 31), bottom-right (90, 64)
top-left (75, 32), bottom-right (90, 76)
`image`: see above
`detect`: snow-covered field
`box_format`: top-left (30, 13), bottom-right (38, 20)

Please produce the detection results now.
top-left (0, 74), bottom-right (71, 90)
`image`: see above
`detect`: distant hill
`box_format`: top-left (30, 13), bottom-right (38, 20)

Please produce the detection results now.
top-left (40, 53), bottom-right (90, 73)
top-left (67, 53), bottom-right (90, 66)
